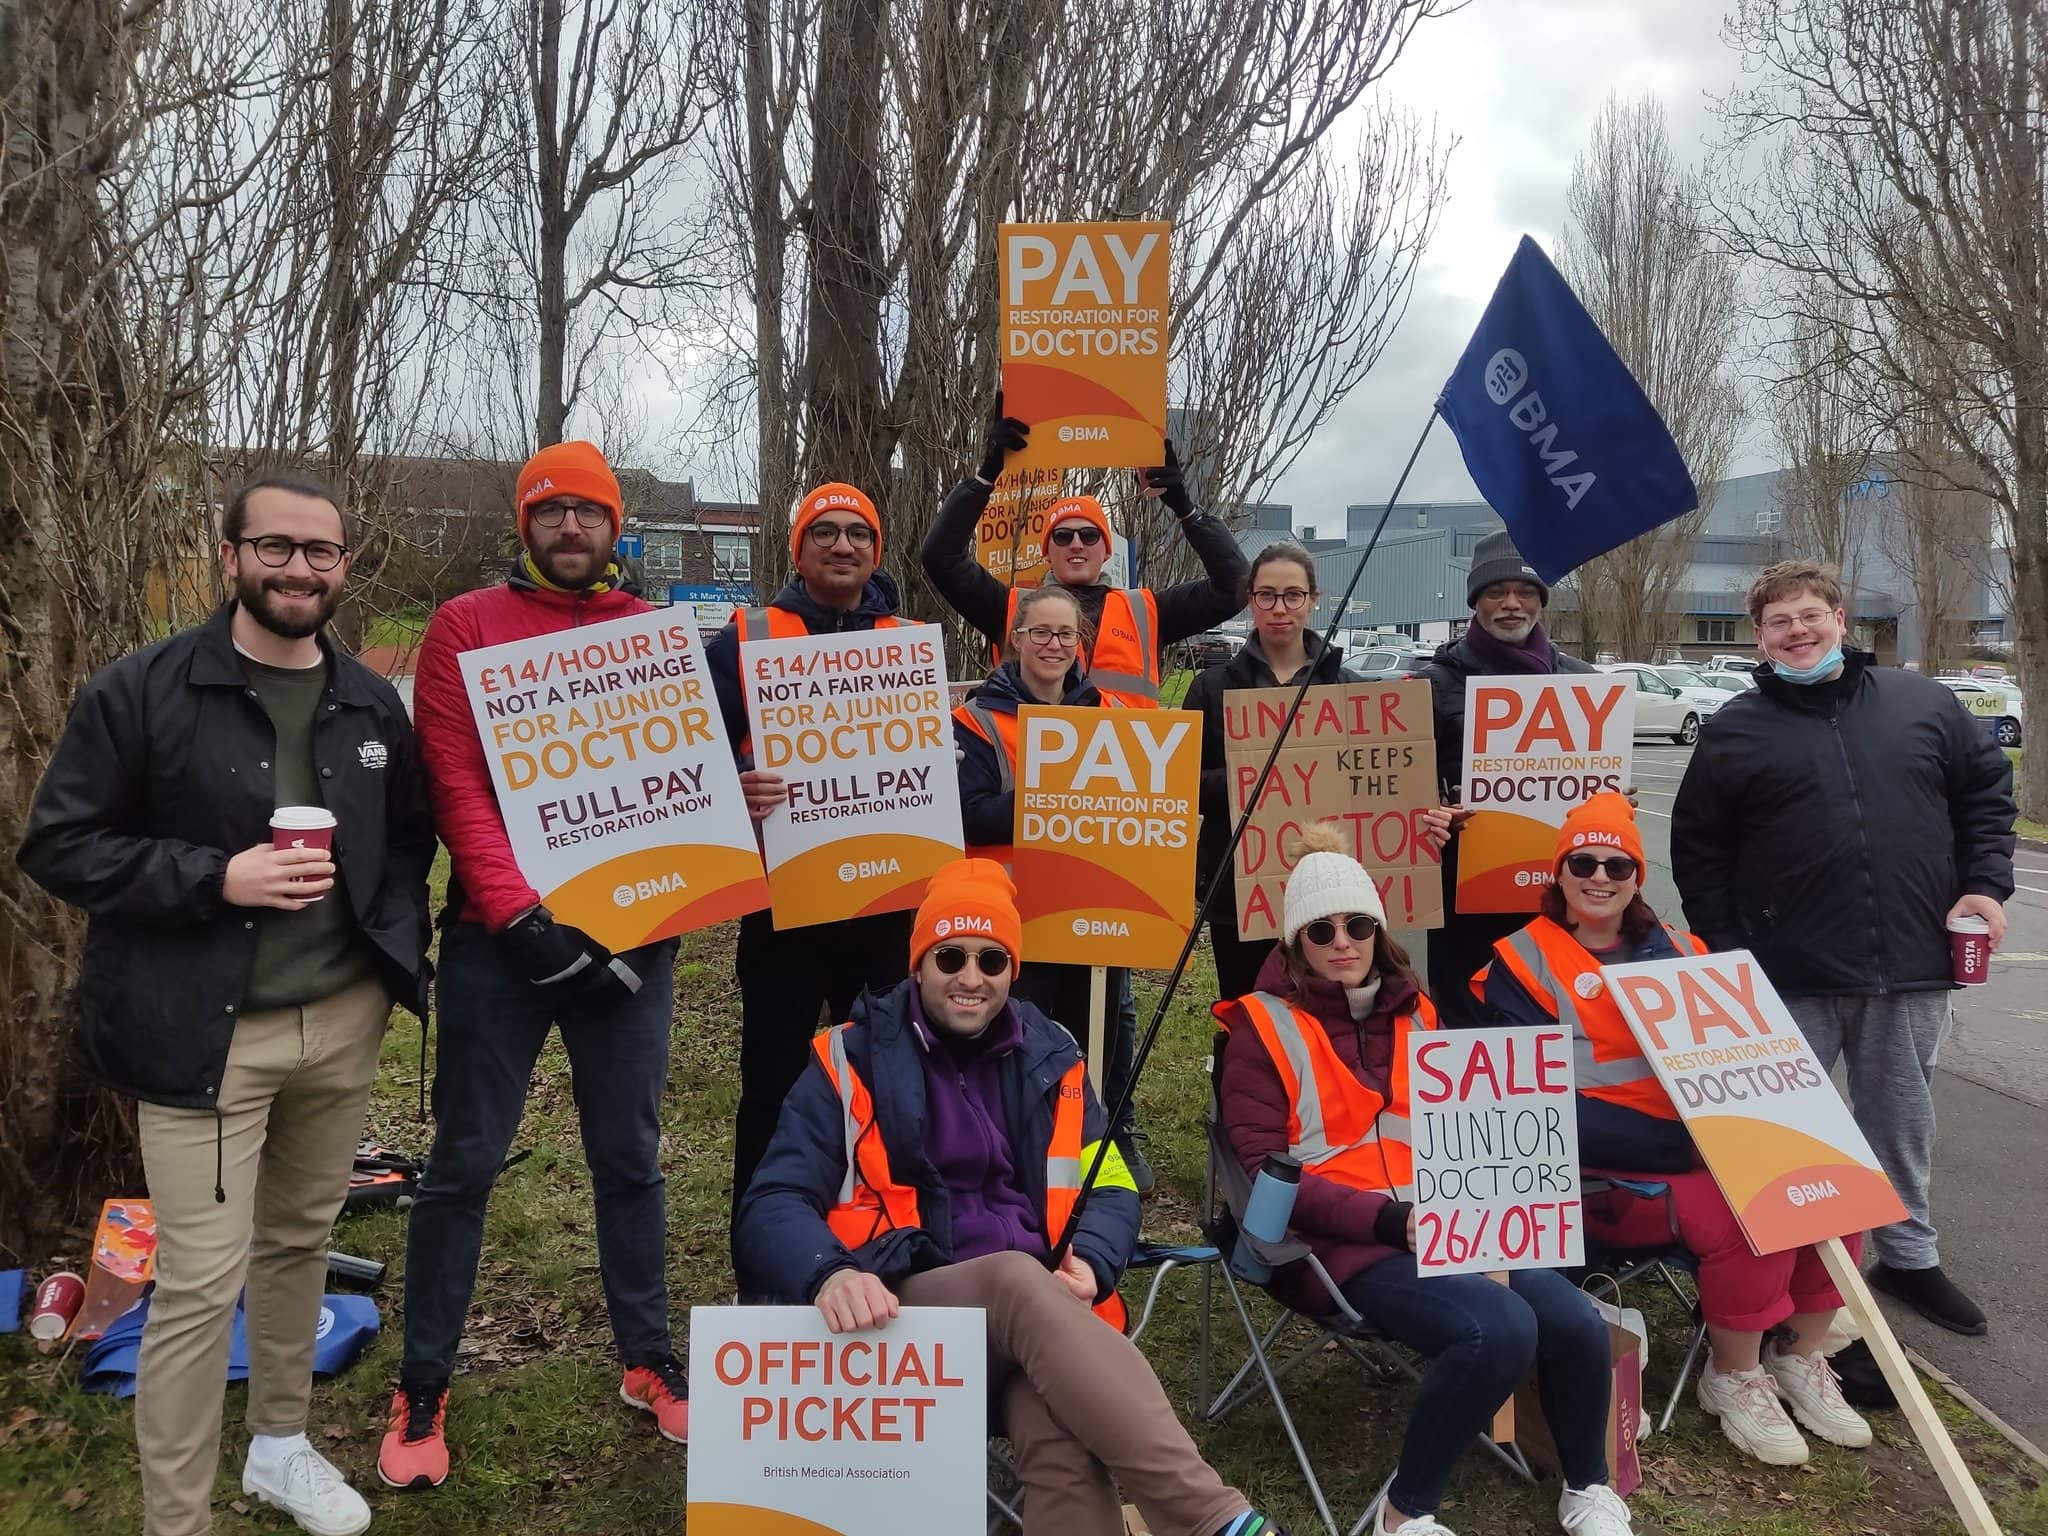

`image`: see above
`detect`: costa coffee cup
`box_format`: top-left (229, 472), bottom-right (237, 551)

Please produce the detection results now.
top-left (29, 1271), bottom-right (85, 1340)
top-left (1947, 913), bottom-right (1992, 986)
top-left (271, 806), bottom-right (337, 902)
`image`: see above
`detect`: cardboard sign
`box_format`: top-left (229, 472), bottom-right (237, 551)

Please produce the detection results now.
top-left (1455, 675), bottom-right (1634, 913)
top-left (1012, 706), bottom-right (1200, 966)
top-left (745, 625), bottom-right (965, 929)
top-left (1225, 682), bottom-right (1443, 939)
top-left (460, 608), bottom-right (768, 950)
top-left (999, 221), bottom-right (1170, 470)
top-left (1408, 1027), bottom-right (1583, 1276)
top-left (686, 1305), bottom-right (986, 1536)
top-left (974, 468), bottom-right (1066, 588)
top-left (1603, 950), bottom-right (1908, 1255)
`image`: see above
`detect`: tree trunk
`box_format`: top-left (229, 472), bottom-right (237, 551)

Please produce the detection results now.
top-left (745, 0), bottom-right (795, 597)
top-left (533, 0), bottom-right (569, 448)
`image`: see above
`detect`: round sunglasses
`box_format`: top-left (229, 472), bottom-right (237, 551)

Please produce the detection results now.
top-left (930, 944), bottom-right (1011, 976)
top-left (1563, 852), bottom-right (1640, 881)
top-left (1301, 914), bottom-right (1377, 947)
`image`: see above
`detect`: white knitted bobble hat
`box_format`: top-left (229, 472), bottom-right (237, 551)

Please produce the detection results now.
top-left (1280, 840), bottom-right (1387, 946)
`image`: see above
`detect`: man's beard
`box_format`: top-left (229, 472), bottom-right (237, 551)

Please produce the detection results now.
top-left (239, 572), bottom-right (340, 639)
top-left (533, 540), bottom-right (606, 589)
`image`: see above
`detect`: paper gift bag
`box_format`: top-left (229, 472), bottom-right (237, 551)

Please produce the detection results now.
top-left (1512, 1317), bottom-right (1642, 1499)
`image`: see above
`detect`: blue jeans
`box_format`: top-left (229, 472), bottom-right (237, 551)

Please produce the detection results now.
top-left (401, 921), bottom-right (679, 1381)
top-left (1342, 1258), bottom-right (1611, 1516)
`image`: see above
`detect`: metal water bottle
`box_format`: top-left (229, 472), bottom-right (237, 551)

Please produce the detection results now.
top-left (1232, 1152), bottom-right (1302, 1283)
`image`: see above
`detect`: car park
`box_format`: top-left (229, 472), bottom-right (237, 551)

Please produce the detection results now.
top-left (1348, 643), bottom-right (1433, 681)
top-left (1599, 661), bottom-right (1718, 744)
top-left (1937, 676), bottom-right (2023, 748)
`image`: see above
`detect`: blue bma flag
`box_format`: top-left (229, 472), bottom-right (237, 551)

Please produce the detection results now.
top-left (1436, 236), bottom-right (1699, 585)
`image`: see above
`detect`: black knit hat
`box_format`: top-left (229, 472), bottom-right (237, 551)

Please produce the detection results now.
top-left (1465, 530), bottom-right (1549, 607)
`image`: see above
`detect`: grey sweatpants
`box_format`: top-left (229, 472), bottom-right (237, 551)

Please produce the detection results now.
top-left (1785, 991), bottom-right (1954, 1270)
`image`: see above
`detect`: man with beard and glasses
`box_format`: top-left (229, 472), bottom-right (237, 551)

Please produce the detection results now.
top-left (380, 442), bottom-right (691, 1489)
top-left (19, 472), bottom-right (434, 1536)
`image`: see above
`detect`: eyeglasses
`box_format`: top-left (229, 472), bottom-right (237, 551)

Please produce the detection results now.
top-left (1017, 625), bottom-right (1081, 648)
top-left (806, 519), bottom-right (875, 549)
top-left (930, 945), bottom-right (1011, 976)
top-left (1760, 608), bottom-right (1833, 636)
top-left (528, 501), bottom-right (613, 529)
top-left (1563, 853), bottom-right (1640, 881)
top-left (1048, 525), bottom-right (1103, 548)
top-left (1251, 588), bottom-right (1312, 612)
top-left (1301, 914), bottom-right (1377, 947)
top-left (235, 535), bottom-right (348, 572)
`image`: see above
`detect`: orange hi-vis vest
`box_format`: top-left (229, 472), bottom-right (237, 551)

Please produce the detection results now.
top-left (952, 692), bottom-right (1124, 866)
top-left (732, 603), bottom-right (908, 757)
top-left (808, 1026), bottom-right (1133, 1331)
top-left (1479, 916), bottom-right (1709, 1122)
top-left (999, 586), bottom-right (1161, 708)
top-left (1220, 990), bottom-right (1439, 1199)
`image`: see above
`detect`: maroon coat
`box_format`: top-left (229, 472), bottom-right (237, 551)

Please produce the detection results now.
top-left (1215, 948), bottom-right (1418, 1313)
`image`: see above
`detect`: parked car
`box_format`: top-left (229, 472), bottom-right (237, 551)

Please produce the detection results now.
top-left (1182, 632), bottom-right (1241, 670)
top-left (1348, 643), bottom-right (1433, 681)
top-left (1599, 662), bottom-right (1718, 745)
top-left (1937, 676), bottom-right (2023, 748)
top-left (1705, 654), bottom-right (1760, 675)
top-left (1695, 670), bottom-right (1756, 696)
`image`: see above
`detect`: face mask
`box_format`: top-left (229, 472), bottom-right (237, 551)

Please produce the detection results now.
top-left (1772, 642), bottom-right (1844, 685)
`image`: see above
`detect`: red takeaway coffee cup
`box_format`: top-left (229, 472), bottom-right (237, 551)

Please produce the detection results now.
top-left (1947, 913), bottom-right (1992, 986)
top-left (271, 806), bottom-right (337, 902)
top-left (29, 1271), bottom-right (85, 1340)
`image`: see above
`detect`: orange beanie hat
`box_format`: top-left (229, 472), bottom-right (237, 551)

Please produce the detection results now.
top-left (1554, 791), bottom-right (1647, 883)
top-left (1039, 494), bottom-right (1112, 560)
top-left (516, 441), bottom-right (622, 541)
top-left (790, 482), bottom-right (883, 564)
top-left (910, 858), bottom-right (1024, 971)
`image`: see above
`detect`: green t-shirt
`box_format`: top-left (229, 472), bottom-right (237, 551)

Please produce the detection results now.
top-left (240, 653), bottom-right (377, 1010)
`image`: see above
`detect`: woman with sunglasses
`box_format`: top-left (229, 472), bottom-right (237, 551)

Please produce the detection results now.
top-left (1479, 794), bottom-right (1870, 1469)
top-left (1218, 826), bottom-right (1631, 1536)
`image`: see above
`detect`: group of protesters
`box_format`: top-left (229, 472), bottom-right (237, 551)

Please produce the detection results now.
top-left (14, 394), bottom-right (2016, 1536)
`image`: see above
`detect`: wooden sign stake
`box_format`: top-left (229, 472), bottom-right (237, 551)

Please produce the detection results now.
top-left (1086, 965), bottom-right (1108, 1096)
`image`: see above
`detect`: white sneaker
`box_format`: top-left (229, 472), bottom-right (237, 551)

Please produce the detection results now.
top-left (1559, 1482), bottom-right (1634, 1535)
top-left (1697, 1361), bottom-right (1811, 1466)
top-left (1766, 1343), bottom-right (1874, 1448)
top-left (243, 1436), bottom-right (372, 1536)
top-left (1377, 1501), bottom-right (1457, 1535)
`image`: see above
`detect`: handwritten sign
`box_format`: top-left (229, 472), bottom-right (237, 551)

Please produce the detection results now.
top-left (687, 1305), bottom-right (986, 1536)
top-left (974, 468), bottom-right (1066, 588)
top-left (1456, 675), bottom-right (1634, 913)
top-left (1409, 1026), bottom-right (1583, 1276)
top-left (1604, 951), bottom-right (1908, 1255)
top-left (1225, 682), bottom-right (1443, 939)
top-left (460, 608), bottom-right (768, 950)
top-left (1012, 706), bottom-right (1200, 965)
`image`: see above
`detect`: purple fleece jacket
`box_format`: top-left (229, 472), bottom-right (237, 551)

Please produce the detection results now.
top-left (909, 994), bottom-right (1047, 1262)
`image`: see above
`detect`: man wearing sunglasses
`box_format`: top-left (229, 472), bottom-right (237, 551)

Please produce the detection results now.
top-left (386, 440), bottom-right (691, 1486)
top-left (703, 481), bottom-right (916, 1237)
top-left (736, 859), bottom-right (1289, 1536)
top-left (20, 472), bottom-right (433, 1536)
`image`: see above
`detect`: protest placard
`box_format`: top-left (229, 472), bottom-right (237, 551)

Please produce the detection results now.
top-left (1603, 950), bottom-right (1908, 1255)
top-left (974, 468), bottom-right (1066, 588)
top-left (1012, 706), bottom-right (1199, 967)
top-left (686, 1305), bottom-right (986, 1536)
top-left (1408, 1026), bottom-right (1583, 1277)
top-left (1225, 682), bottom-right (1443, 940)
top-left (744, 624), bottom-right (964, 929)
top-left (1455, 674), bottom-right (1634, 913)
top-left (999, 221), bottom-right (1170, 470)
top-left (460, 608), bottom-right (767, 951)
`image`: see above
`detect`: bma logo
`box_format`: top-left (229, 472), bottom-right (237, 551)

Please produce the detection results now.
top-left (1483, 348), bottom-right (1529, 405)
top-left (937, 914), bottom-right (994, 939)
top-left (1070, 917), bottom-right (1131, 937)
top-left (357, 740), bottom-right (389, 770)
top-left (1481, 347), bottom-right (1597, 510)
top-left (315, 1306), bottom-right (336, 1341)
top-left (612, 871), bottom-right (688, 907)
top-left (1785, 1178), bottom-right (1842, 1208)
top-left (1572, 830), bottom-right (1624, 849)
top-left (837, 858), bottom-right (902, 883)
top-left (519, 475), bottom-right (556, 506)
top-left (1057, 425), bottom-right (1110, 443)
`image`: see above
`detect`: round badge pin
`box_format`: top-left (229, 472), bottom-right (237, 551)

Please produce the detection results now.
top-left (1574, 972), bottom-right (1605, 1000)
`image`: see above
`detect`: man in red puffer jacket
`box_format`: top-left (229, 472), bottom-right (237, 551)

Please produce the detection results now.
top-left (378, 442), bottom-right (691, 1491)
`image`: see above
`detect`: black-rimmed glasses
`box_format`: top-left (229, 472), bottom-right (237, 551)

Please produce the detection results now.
top-left (235, 536), bottom-right (348, 571)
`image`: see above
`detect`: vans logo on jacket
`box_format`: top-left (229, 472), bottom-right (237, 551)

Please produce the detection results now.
top-left (357, 740), bottom-right (389, 770)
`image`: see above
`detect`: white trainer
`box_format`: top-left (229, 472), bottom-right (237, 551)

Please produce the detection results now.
top-left (243, 1436), bottom-right (373, 1536)
top-left (1559, 1482), bottom-right (1634, 1535)
top-left (1698, 1361), bottom-right (1811, 1466)
top-left (1377, 1502), bottom-right (1458, 1535)
top-left (1766, 1343), bottom-right (1875, 1448)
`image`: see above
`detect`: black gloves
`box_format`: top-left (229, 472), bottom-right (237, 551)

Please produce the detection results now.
top-left (977, 391), bottom-right (1031, 484)
top-left (500, 906), bottom-right (642, 1004)
top-left (1374, 1199), bottom-right (1415, 1251)
top-left (1138, 438), bottom-right (1194, 517)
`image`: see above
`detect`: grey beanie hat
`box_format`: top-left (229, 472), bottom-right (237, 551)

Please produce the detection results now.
top-left (1465, 530), bottom-right (1549, 607)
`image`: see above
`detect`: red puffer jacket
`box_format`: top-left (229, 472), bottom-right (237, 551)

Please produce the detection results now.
top-left (413, 568), bottom-right (651, 930)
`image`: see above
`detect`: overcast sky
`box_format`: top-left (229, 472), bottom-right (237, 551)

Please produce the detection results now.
top-left (1273, 0), bottom-right (1774, 521)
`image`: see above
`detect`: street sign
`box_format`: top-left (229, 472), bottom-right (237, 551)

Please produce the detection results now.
top-left (616, 532), bottom-right (644, 559)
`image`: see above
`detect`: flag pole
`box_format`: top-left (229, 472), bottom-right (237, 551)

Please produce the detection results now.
top-left (1053, 405), bottom-right (1444, 1269)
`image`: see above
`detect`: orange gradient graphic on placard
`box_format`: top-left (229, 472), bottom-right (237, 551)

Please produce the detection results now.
top-left (769, 833), bottom-right (965, 929)
top-left (1683, 1115), bottom-right (1907, 1256)
top-left (686, 1506), bottom-right (845, 1536)
top-left (546, 842), bottom-right (768, 950)
top-left (1453, 809), bottom-right (1553, 913)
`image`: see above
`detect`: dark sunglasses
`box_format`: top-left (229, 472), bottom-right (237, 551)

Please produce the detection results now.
top-left (931, 945), bottom-right (1011, 976)
top-left (1048, 525), bottom-right (1103, 548)
top-left (1564, 853), bottom-right (1640, 881)
top-left (1301, 915), bottom-right (1377, 947)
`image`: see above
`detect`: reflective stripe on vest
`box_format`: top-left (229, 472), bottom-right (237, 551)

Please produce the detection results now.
top-left (1001, 587), bottom-right (1161, 706)
top-left (1223, 990), bottom-right (1437, 1199)
top-left (1489, 919), bottom-right (1707, 1121)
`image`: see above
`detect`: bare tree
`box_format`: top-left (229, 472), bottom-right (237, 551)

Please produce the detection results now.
top-left (1556, 95), bottom-right (1745, 664)
top-left (1768, 280), bottom-right (1871, 601)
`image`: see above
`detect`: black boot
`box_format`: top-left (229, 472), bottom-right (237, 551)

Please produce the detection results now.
top-left (1826, 1338), bottom-right (1899, 1410)
top-left (1870, 1262), bottom-right (1988, 1336)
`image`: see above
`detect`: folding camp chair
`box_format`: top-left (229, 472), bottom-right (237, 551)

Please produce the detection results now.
top-left (1577, 1175), bottom-right (1710, 1434)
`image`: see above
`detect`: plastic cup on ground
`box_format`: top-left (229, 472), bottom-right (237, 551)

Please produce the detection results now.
top-left (1947, 913), bottom-right (1992, 985)
top-left (29, 1272), bottom-right (85, 1340)
top-left (270, 806), bottom-right (337, 902)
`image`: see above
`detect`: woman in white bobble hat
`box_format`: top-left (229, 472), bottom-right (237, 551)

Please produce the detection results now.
top-left (1216, 825), bottom-right (1631, 1536)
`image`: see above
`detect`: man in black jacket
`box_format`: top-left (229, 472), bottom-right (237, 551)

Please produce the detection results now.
top-left (1673, 560), bottom-right (2015, 1336)
top-left (18, 472), bottom-right (433, 1536)
top-left (1418, 530), bottom-right (1597, 1025)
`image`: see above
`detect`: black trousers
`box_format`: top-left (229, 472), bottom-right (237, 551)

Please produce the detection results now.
top-left (731, 906), bottom-right (914, 1225)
